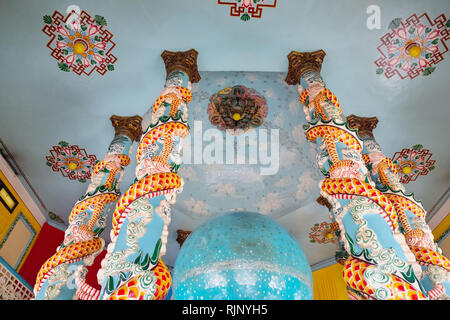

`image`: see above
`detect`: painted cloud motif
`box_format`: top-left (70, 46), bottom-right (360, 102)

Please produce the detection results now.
top-left (183, 197), bottom-right (210, 216)
top-left (258, 192), bottom-right (283, 214)
top-left (209, 183), bottom-right (245, 198)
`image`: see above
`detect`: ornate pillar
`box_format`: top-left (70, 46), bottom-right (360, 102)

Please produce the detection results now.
top-left (176, 229), bottom-right (192, 248)
top-left (286, 50), bottom-right (429, 300)
top-left (34, 115), bottom-right (142, 300)
top-left (316, 196), bottom-right (347, 264)
top-left (97, 49), bottom-right (200, 300)
top-left (347, 115), bottom-right (450, 300)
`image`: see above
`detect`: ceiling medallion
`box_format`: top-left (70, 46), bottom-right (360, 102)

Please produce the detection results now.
top-left (308, 221), bottom-right (338, 244)
top-left (375, 13), bottom-right (450, 79)
top-left (207, 85), bottom-right (268, 135)
top-left (42, 8), bottom-right (116, 75)
top-left (218, 0), bottom-right (277, 21)
top-left (46, 141), bottom-right (98, 182)
top-left (391, 144), bottom-right (436, 184)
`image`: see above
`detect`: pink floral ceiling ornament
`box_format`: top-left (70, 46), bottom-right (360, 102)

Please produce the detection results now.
top-left (375, 13), bottom-right (450, 79)
top-left (42, 9), bottom-right (116, 75)
top-left (308, 221), bottom-right (338, 244)
top-left (218, 0), bottom-right (277, 21)
top-left (391, 144), bottom-right (436, 184)
top-left (46, 141), bottom-right (98, 182)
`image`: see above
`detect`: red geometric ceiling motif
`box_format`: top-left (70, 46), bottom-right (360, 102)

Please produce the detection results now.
top-left (391, 144), bottom-right (436, 184)
top-left (218, 0), bottom-right (277, 21)
top-left (42, 9), bottom-right (117, 76)
top-left (375, 13), bottom-right (450, 79)
top-left (46, 141), bottom-right (98, 183)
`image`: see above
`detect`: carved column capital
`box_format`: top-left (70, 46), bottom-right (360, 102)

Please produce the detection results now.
top-left (110, 115), bottom-right (143, 142)
top-left (316, 195), bottom-right (332, 211)
top-left (285, 49), bottom-right (326, 85)
top-left (161, 49), bottom-right (201, 83)
top-left (346, 115), bottom-right (379, 139)
top-left (176, 229), bottom-right (192, 247)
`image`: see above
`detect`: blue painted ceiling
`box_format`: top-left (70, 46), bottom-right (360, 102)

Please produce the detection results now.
top-left (0, 0), bottom-right (449, 268)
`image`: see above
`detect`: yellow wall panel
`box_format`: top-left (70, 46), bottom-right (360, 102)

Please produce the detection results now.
top-left (433, 212), bottom-right (449, 257)
top-left (432, 212), bottom-right (449, 241)
top-left (440, 235), bottom-right (450, 257)
top-left (312, 263), bottom-right (348, 300)
top-left (0, 169), bottom-right (41, 271)
top-left (0, 218), bottom-right (33, 268)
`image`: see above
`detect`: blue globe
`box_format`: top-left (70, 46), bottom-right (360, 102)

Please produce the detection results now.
top-left (172, 212), bottom-right (313, 300)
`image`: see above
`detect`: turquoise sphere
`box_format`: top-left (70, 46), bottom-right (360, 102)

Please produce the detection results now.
top-left (172, 212), bottom-right (313, 300)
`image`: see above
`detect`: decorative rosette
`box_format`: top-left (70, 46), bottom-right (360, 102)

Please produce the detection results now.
top-left (207, 85), bottom-right (268, 135)
top-left (218, 0), bottom-right (277, 21)
top-left (375, 13), bottom-right (450, 79)
top-left (42, 10), bottom-right (116, 75)
top-left (46, 141), bottom-right (98, 182)
top-left (309, 221), bottom-right (338, 244)
top-left (391, 144), bottom-right (436, 184)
